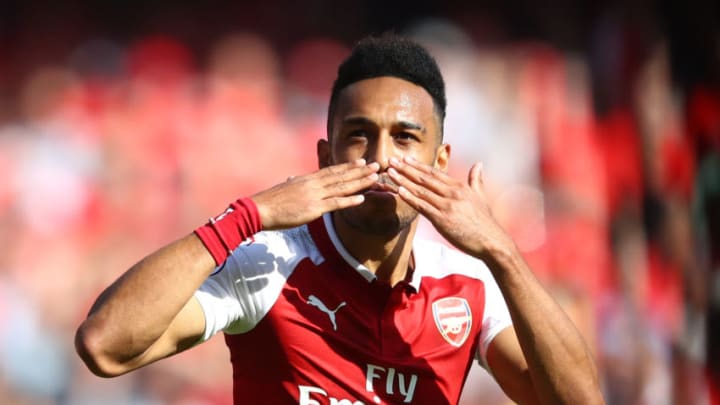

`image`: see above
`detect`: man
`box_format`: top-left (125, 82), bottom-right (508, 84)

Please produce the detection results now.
top-left (76, 35), bottom-right (604, 404)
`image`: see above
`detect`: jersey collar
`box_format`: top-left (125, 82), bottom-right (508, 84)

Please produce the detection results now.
top-left (321, 213), bottom-right (377, 282)
top-left (308, 213), bottom-right (427, 290)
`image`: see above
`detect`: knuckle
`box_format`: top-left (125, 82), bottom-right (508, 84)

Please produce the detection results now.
top-left (336, 182), bottom-right (350, 192)
top-left (448, 189), bottom-right (462, 199)
top-left (331, 198), bottom-right (346, 209)
top-left (324, 165), bottom-right (343, 176)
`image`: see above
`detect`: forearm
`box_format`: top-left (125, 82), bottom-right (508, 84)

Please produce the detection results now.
top-left (484, 246), bottom-right (603, 404)
top-left (77, 233), bottom-right (215, 368)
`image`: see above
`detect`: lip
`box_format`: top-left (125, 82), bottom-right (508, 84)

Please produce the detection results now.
top-left (362, 175), bottom-right (399, 198)
top-left (364, 189), bottom-right (397, 197)
top-left (362, 189), bottom-right (398, 203)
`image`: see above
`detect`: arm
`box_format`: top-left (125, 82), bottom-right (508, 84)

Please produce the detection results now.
top-left (76, 159), bottom-right (380, 377)
top-left (387, 157), bottom-right (604, 404)
top-left (75, 234), bottom-right (213, 377)
top-left (483, 243), bottom-right (601, 404)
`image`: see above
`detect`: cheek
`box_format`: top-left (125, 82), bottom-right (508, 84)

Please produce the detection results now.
top-left (332, 142), bottom-right (367, 162)
top-left (405, 145), bottom-right (438, 166)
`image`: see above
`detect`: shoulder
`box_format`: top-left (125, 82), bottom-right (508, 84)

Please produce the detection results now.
top-left (194, 224), bottom-right (324, 337)
top-left (224, 224), bottom-right (324, 274)
top-left (201, 224), bottom-right (323, 297)
top-left (413, 238), bottom-right (494, 283)
top-left (249, 224), bottom-right (318, 257)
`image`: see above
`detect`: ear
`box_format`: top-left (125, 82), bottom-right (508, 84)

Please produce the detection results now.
top-left (434, 143), bottom-right (451, 172)
top-left (317, 139), bottom-right (331, 169)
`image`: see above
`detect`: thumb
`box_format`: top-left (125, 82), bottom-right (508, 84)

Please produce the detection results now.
top-left (468, 162), bottom-right (484, 192)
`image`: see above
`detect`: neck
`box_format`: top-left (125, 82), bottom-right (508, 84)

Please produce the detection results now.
top-left (331, 212), bottom-right (417, 286)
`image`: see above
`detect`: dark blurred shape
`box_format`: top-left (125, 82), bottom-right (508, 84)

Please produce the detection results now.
top-left (688, 87), bottom-right (720, 152)
top-left (286, 38), bottom-right (348, 100)
top-left (68, 39), bottom-right (125, 80)
top-left (126, 35), bottom-right (195, 85)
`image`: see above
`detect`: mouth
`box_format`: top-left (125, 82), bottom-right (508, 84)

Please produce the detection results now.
top-left (363, 173), bottom-right (399, 196)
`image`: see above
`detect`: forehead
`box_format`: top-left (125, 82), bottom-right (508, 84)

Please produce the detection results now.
top-left (331, 76), bottom-right (438, 129)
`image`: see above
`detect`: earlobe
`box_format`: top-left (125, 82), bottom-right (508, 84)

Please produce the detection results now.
top-left (435, 143), bottom-right (451, 171)
top-left (317, 139), bottom-right (331, 169)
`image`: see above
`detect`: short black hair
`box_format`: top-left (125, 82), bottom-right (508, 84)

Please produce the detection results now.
top-left (327, 34), bottom-right (446, 138)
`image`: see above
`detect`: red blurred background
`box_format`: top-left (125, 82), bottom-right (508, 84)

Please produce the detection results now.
top-left (0, 1), bottom-right (718, 404)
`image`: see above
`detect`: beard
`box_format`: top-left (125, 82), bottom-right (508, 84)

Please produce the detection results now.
top-left (337, 194), bottom-right (419, 237)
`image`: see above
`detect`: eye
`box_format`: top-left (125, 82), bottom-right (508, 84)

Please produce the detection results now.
top-left (348, 129), bottom-right (368, 138)
top-left (394, 132), bottom-right (418, 142)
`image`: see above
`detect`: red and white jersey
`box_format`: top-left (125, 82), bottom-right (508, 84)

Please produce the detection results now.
top-left (194, 213), bottom-right (512, 405)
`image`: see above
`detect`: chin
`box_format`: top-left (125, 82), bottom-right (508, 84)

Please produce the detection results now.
top-left (338, 204), bottom-right (417, 237)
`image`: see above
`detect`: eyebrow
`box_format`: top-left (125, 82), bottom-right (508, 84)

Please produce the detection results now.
top-left (397, 120), bottom-right (426, 133)
top-left (341, 116), bottom-right (426, 133)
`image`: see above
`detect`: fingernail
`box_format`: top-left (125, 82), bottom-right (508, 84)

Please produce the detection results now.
top-left (388, 167), bottom-right (398, 176)
top-left (404, 156), bottom-right (416, 163)
top-left (389, 157), bottom-right (400, 165)
top-left (369, 173), bottom-right (379, 180)
top-left (356, 158), bottom-right (366, 165)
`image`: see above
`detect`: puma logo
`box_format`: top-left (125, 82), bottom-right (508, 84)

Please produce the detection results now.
top-left (307, 295), bottom-right (346, 331)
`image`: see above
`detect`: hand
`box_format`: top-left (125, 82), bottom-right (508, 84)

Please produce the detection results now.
top-left (387, 156), bottom-right (516, 260)
top-left (252, 159), bottom-right (380, 230)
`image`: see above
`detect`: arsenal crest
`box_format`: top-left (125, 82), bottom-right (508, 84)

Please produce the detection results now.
top-left (432, 297), bottom-right (472, 347)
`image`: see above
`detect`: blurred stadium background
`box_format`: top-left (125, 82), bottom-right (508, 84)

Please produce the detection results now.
top-left (0, 1), bottom-right (718, 404)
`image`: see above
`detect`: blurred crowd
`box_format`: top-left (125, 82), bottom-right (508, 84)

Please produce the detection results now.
top-left (0, 6), bottom-right (719, 405)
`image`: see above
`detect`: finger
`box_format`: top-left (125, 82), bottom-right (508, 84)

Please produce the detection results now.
top-left (320, 160), bottom-right (380, 185)
top-left (468, 162), bottom-right (483, 192)
top-left (320, 194), bottom-right (366, 212)
top-left (388, 167), bottom-right (444, 209)
top-left (396, 184), bottom-right (442, 219)
top-left (401, 156), bottom-right (454, 181)
top-left (313, 159), bottom-right (364, 180)
top-left (325, 172), bottom-right (378, 197)
top-left (318, 159), bottom-right (372, 177)
top-left (388, 157), bottom-right (449, 196)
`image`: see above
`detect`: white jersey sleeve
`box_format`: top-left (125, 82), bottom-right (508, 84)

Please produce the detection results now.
top-left (193, 226), bottom-right (318, 342)
top-left (475, 262), bottom-right (513, 369)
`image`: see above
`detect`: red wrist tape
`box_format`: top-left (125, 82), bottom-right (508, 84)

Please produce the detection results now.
top-left (194, 197), bottom-right (263, 265)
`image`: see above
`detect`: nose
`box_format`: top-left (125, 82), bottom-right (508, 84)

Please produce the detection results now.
top-left (365, 131), bottom-right (395, 171)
